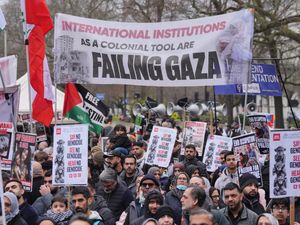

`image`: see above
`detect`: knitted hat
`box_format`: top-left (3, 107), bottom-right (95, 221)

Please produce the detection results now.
top-left (140, 174), bottom-right (160, 187)
top-left (99, 167), bottom-right (117, 182)
top-left (155, 205), bottom-right (175, 220)
top-left (239, 173), bottom-right (258, 190)
top-left (145, 190), bottom-right (164, 210)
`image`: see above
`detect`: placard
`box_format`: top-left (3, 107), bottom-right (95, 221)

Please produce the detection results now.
top-left (145, 126), bottom-right (177, 168)
top-left (53, 124), bottom-right (88, 186)
top-left (0, 122), bottom-right (14, 170)
top-left (270, 130), bottom-right (300, 198)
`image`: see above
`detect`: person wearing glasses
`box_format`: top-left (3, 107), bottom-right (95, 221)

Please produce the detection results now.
top-left (122, 174), bottom-right (160, 225)
top-left (165, 172), bottom-right (190, 225)
top-left (32, 169), bottom-right (68, 216)
top-left (270, 198), bottom-right (300, 225)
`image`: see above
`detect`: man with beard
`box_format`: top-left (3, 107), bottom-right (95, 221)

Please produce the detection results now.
top-left (220, 182), bottom-right (258, 225)
top-left (104, 149), bottom-right (123, 174)
top-left (32, 170), bottom-right (67, 215)
top-left (120, 155), bottom-right (144, 196)
top-left (180, 144), bottom-right (208, 178)
top-left (131, 141), bottom-right (146, 171)
top-left (4, 179), bottom-right (39, 225)
top-left (71, 186), bottom-right (104, 225)
top-left (239, 173), bottom-right (265, 215)
top-left (96, 167), bottom-right (134, 221)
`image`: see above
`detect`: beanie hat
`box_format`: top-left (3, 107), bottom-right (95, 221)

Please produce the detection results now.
top-left (155, 205), bottom-right (175, 220)
top-left (145, 190), bottom-right (164, 214)
top-left (140, 174), bottom-right (160, 188)
top-left (239, 173), bottom-right (258, 190)
top-left (99, 168), bottom-right (117, 182)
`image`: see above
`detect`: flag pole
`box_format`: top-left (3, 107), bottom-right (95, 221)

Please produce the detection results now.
top-left (20, 0), bottom-right (33, 132)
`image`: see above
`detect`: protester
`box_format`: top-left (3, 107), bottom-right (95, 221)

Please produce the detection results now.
top-left (239, 173), bottom-right (265, 215)
top-left (256, 213), bottom-right (279, 225)
top-left (103, 149), bottom-right (124, 174)
top-left (43, 195), bottom-right (73, 225)
top-left (71, 186), bottom-right (104, 225)
top-left (109, 124), bottom-right (131, 155)
top-left (4, 179), bottom-right (39, 225)
top-left (120, 155), bottom-right (144, 195)
top-left (155, 205), bottom-right (175, 225)
top-left (3, 192), bottom-right (28, 225)
top-left (25, 161), bottom-right (44, 204)
top-left (215, 151), bottom-right (239, 191)
top-left (220, 182), bottom-right (258, 224)
top-left (131, 141), bottom-right (146, 170)
top-left (38, 217), bottom-right (57, 225)
top-left (208, 187), bottom-right (225, 210)
top-left (165, 172), bottom-right (190, 225)
top-left (97, 167), bottom-right (134, 221)
top-left (131, 189), bottom-right (164, 225)
top-left (189, 208), bottom-right (216, 225)
top-left (68, 214), bottom-right (92, 225)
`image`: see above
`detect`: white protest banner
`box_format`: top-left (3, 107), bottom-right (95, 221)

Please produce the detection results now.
top-left (270, 130), bottom-right (300, 198)
top-left (53, 124), bottom-right (88, 186)
top-left (0, 122), bottom-right (14, 171)
top-left (203, 135), bottom-right (232, 172)
top-left (247, 114), bottom-right (270, 154)
top-left (0, 55), bottom-right (17, 88)
top-left (0, 85), bottom-right (20, 123)
top-left (181, 121), bottom-right (207, 156)
top-left (232, 133), bottom-right (262, 185)
top-left (145, 126), bottom-right (177, 168)
top-left (11, 132), bottom-right (36, 191)
top-left (54, 9), bottom-right (254, 86)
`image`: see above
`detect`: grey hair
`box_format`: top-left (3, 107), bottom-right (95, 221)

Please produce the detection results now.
top-left (141, 218), bottom-right (159, 225)
top-left (189, 208), bottom-right (215, 223)
top-left (257, 213), bottom-right (279, 225)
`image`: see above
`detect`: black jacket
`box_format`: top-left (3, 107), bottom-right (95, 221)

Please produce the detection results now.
top-left (8, 214), bottom-right (28, 225)
top-left (90, 195), bottom-right (116, 225)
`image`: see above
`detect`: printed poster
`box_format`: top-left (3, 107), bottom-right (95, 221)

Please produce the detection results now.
top-left (145, 126), bottom-right (177, 168)
top-left (203, 135), bottom-right (232, 172)
top-left (247, 114), bottom-right (270, 154)
top-left (270, 130), bottom-right (300, 198)
top-left (53, 124), bottom-right (88, 186)
top-left (0, 166), bottom-right (5, 225)
top-left (11, 132), bottom-right (36, 191)
top-left (35, 122), bottom-right (47, 143)
top-left (0, 123), bottom-right (14, 170)
top-left (232, 133), bottom-right (262, 185)
top-left (181, 121), bottom-right (207, 156)
top-left (54, 10), bottom-right (254, 86)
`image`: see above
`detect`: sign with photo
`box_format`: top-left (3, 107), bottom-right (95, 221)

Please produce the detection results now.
top-left (203, 135), bottom-right (232, 172)
top-left (145, 126), bottom-right (177, 168)
top-left (35, 122), bottom-right (47, 143)
top-left (181, 121), bottom-right (207, 156)
top-left (270, 130), bottom-right (300, 198)
top-left (11, 132), bottom-right (36, 191)
top-left (232, 133), bottom-right (262, 185)
top-left (53, 124), bottom-right (88, 186)
top-left (0, 122), bottom-right (14, 170)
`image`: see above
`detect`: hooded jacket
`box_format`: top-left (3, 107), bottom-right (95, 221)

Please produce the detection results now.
top-left (4, 192), bottom-right (28, 225)
top-left (214, 168), bottom-right (239, 191)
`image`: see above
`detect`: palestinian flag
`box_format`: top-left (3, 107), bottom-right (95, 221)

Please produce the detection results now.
top-left (63, 83), bottom-right (109, 134)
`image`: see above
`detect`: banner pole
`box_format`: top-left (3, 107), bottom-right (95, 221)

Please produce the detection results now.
top-left (54, 83), bottom-right (57, 125)
top-left (242, 64), bottom-right (251, 132)
top-left (274, 59), bottom-right (299, 129)
top-left (213, 86), bottom-right (217, 128)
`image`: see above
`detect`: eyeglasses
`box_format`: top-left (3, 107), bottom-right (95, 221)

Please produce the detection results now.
top-left (141, 182), bottom-right (155, 188)
top-left (272, 206), bottom-right (288, 211)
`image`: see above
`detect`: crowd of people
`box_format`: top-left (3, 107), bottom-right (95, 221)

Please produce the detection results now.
top-left (1, 117), bottom-right (300, 225)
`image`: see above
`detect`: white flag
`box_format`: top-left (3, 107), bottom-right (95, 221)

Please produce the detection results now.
top-left (0, 8), bottom-right (6, 30)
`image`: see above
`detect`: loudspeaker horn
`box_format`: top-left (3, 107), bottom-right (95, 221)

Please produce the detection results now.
top-left (246, 102), bottom-right (257, 113)
top-left (216, 104), bottom-right (227, 116)
top-left (186, 103), bottom-right (201, 115)
top-left (150, 104), bottom-right (166, 116)
top-left (132, 103), bottom-right (148, 116)
top-left (197, 103), bottom-right (209, 116)
top-left (167, 102), bottom-right (183, 116)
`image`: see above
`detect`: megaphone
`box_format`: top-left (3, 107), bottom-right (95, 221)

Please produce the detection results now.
top-left (167, 102), bottom-right (183, 116)
top-left (246, 102), bottom-right (257, 113)
top-left (186, 103), bottom-right (201, 116)
top-left (150, 104), bottom-right (166, 117)
top-left (132, 103), bottom-right (148, 116)
top-left (216, 104), bottom-right (227, 116)
top-left (197, 103), bottom-right (209, 116)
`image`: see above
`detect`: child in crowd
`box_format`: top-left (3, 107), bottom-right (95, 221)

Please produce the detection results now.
top-left (44, 195), bottom-right (73, 225)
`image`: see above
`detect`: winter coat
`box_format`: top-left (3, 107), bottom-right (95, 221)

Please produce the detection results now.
top-left (7, 214), bottom-right (28, 225)
top-left (165, 189), bottom-right (183, 225)
top-left (24, 176), bottom-right (44, 205)
top-left (90, 195), bottom-right (116, 225)
top-left (119, 168), bottom-right (144, 196)
top-left (19, 201), bottom-right (39, 225)
top-left (97, 182), bottom-right (134, 221)
top-left (243, 194), bottom-right (265, 215)
top-left (220, 204), bottom-right (258, 225)
top-left (214, 168), bottom-right (239, 191)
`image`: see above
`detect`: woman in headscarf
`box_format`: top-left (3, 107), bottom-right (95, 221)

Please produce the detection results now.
top-left (165, 172), bottom-right (190, 225)
top-left (3, 192), bottom-right (28, 225)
